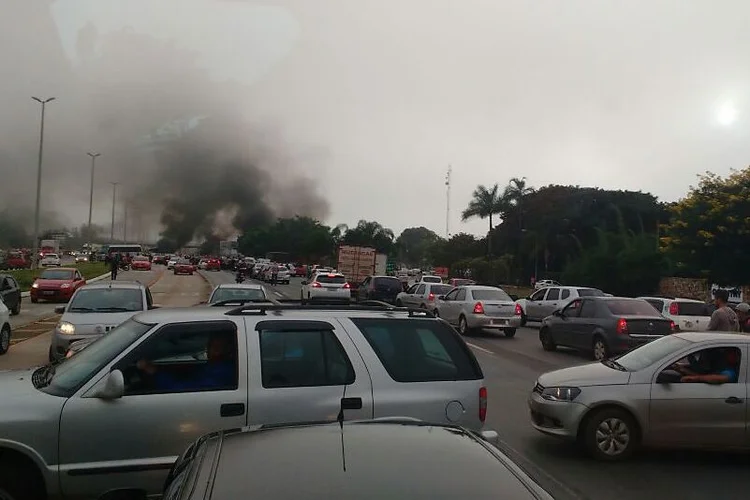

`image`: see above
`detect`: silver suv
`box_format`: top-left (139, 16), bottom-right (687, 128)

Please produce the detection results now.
top-left (49, 281), bottom-right (153, 361)
top-left (0, 303), bottom-right (488, 500)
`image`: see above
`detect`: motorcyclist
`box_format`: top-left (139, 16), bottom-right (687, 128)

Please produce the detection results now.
top-left (235, 267), bottom-right (246, 283)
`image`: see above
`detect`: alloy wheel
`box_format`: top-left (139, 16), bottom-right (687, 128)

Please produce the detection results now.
top-left (595, 417), bottom-right (630, 456)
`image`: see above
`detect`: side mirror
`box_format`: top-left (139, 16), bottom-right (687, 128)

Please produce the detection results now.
top-left (552, 309), bottom-right (562, 317)
top-left (54, 306), bottom-right (66, 314)
top-left (480, 429), bottom-right (499, 444)
top-left (301, 281), bottom-right (307, 286)
top-left (90, 370), bottom-right (125, 399)
top-left (437, 295), bottom-right (446, 300)
top-left (656, 369), bottom-right (682, 384)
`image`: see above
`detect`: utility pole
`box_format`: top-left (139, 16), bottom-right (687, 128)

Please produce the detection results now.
top-left (30, 96), bottom-right (55, 269)
top-left (110, 182), bottom-right (119, 242)
top-left (123, 202), bottom-right (128, 242)
top-left (86, 152), bottom-right (100, 232)
top-left (445, 165), bottom-right (452, 238)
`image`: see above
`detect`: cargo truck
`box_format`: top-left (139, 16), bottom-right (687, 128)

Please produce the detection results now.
top-left (337, 245), bottom-right (376, 292)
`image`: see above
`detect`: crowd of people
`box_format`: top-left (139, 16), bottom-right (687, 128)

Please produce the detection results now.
top-left (708, 288), bottom-right (750, 333)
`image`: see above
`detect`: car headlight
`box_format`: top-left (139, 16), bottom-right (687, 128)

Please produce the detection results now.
top-left (541, 386), bottom-right (581, 402)
top-left (32, 283), bottom-right (39, 288)
top-left (58, 321), bottom-right (76, 335)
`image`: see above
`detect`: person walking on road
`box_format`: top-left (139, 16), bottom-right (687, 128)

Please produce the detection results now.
top-left (110, 252), bottom-right (120, 281)
top-left (707, 289), bottom-right (740, 332)
top-left (735, 302), bottom-right (750, 333)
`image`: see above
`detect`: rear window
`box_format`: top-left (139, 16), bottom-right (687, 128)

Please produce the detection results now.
top-left (675, 301), bottom-right (713, 317)
top-left (471, 289), bottom-right (512, 301)
top-left (422, 276), bottom-right (442, 283)
top-left (578, 288), bottom-right (605, 297)
top-left (351, 318), bottom-right (483, 382)
top-left (605, 299), bottom-right (661, 316)
top-left (430, 285), bottom-right (452, 295)
top-left (133, 256), bottom-right (148, 261)
top-left (315, 274), bottom-right (346, 284)
top-left (373, 277), bottom-right (402, 290)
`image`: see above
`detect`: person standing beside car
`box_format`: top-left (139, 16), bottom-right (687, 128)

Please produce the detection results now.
top-left (707, 289), bottom-right (740, 332)
top-left (735, 302), bottom-right (750, 333)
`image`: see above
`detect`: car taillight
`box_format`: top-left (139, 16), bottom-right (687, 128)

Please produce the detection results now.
top-left (473, 302), bottom-right (484, 314)
top-left (479, 387), bottom-right (487, 423)
top-left (514, 303), bottom-right (522, 315)
top-left (670, 320), bottom-right (677, 332)
top-left (312, 282), bottom-right (322, 288)
top-left (343, 282), bottom-right (351, 289)
top-left (428, 292), bottom-right (435, 301)
top-left (616, 318), bottom-right (628, 335)
top-left (668, 302), bottom-right (679, 315)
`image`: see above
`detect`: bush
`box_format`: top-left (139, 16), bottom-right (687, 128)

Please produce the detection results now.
top-left (9, 262), bottom-right (109, 291)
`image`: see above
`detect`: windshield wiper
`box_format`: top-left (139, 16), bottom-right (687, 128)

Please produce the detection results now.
top-left (94, 307), bottom-right (132, 312)
top-left (601, 359), bottom-right (628, 372)
top-left (69, 307), bottom-right (94, 312)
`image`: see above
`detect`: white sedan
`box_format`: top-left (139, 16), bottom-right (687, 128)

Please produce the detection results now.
top-left (40, 253), bottom-right (61, 267)
top-left (300, 272), bottom-right (351, 303)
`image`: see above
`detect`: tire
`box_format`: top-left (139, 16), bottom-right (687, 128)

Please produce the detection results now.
top-left (520, 311), bottom-right (527, 327)
top-left (0, 325), bottom-right (10, 355)
top-left (458, 315), bottom-right (472, 336)
top-left (433, 309), bottom-right (440, 317)
top-left (0, 457), bottom-right (45, 500)
top-left (539, 327), bottom-right (556, 351)
top-left (11, 301), bottom-right (20, 316)
top-left (419, 304), bottom-right (426, 309)
top-left (592, 336), bottom-right (610, 361)
top-left (581, 407), bottom-right (639, 461)
top-left (504, 328), bottom-right (517, 338)
top-left (395, 299), bottom-right (403, 307)
top-left (30, 298), bottom-right (38, 304)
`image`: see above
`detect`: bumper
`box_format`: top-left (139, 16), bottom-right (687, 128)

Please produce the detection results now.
top-left (527, 391), bottom-right (588, 439)
top-left (31, 288), bottom-right (74, 301)
top-left (467, 315), bottom-right (522, 330)
top-left (308, 289), bottom-right (351, 301)
top-left (132, 265), bottom-right (151, 270)
top-left (50, 332), bottom-right (102, 359)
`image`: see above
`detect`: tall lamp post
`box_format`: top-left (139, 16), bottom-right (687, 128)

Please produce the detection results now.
top-left (110, 182), bottom-right (119, 242)
top-left (30, 96), bottom-right (55, 269)
top-left (86, 152), bottom-right (100, 232)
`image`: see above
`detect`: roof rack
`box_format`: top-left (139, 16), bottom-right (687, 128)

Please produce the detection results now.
top-left (223, 299), bottom-right (435, 318)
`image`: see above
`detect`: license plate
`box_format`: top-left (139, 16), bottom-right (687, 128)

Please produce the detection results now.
top-left (493, 319), bottom-right (508, 325)
top-left (326, 287), bottom-right (338, 291)
top-left (43, 291), bottom-right (55, 295)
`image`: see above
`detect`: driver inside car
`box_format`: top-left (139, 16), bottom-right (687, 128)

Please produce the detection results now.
top-left (136, 333), bottom-right (236, 392)
top-left (672, 348), bottom-right (739, 384)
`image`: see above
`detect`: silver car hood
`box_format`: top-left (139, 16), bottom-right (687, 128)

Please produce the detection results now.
top-left (0, 368), bottom-right (59, 401)
top-left (538, 362), bottom-right (631, 387)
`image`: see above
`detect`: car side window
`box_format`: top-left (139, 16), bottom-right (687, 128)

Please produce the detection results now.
top-left (530, 289), bottom-right (547, 301)
top-left (145, 288), bottom-right (153, 309)
top-left (416, 284), bottom-right (426, 295)
top-left (563, 299), bottom-right (582, 317)
top-left (407, 284), bottom-right (418, 293)
top-left (455, 289), bottom-right (467, 301)
top-left (561, 289), bottom-right (571, 300)
top-left (579, 300), bottom-right (598, 318)
top-left (259, 329), bottom-right (354, 388)
top-left (1, 278), bottom-right (10, 290)
top-left (75, 271), bottom-right (82, 280)
top-left (667, 346), bottom-right (742, 384)
top-left (115, 321), bottom-right (239, 396)
top-left (545, 288), bottom-right (560, 300)
top-left (646, 299), bottom-right (665, 313)
top-left (444, 289), bottom-right (459, 300)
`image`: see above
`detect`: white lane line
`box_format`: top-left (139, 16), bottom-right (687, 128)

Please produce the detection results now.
top-left (274, 291), bottom-right (284, 297)
top-left (466, 342), bottom-right (494, 355)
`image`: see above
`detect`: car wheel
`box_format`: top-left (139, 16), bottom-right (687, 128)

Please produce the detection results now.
top-left (433, 309), bottom-right (439, 317)
top-left (539, 327), bottom-right (556, 351)
top-left (520, 311), bottom-right (527, 326)
top-left (419, 303), bottom-right (427, 309)
top-left (458, 315), bottom-right (472, 336)
top-left (0, 325), bottom-right (10, 355)
top-left (592, 336), bottom-right (610, 361)
top-left (0, 457), bottom-right (45, 500)
top-left (581, 407), bottom-right (639, 461)
top-left (11, 301), bottom-right (20, 316)
top-left (30, 298), bottom-right (38, 304)
top-left (395, 299), bottom-right (402, 307)
top-left (504, 328), bottom-right (517, 338)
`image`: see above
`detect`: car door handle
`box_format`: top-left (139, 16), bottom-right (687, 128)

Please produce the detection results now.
top-left (220, 403), bottom-right (246, 417)
top-left (725, 397), bottom-right (743, 405)
top-left (341, 397), bottom-right (363, 410)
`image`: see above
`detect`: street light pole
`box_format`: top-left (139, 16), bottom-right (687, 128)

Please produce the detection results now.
top-left (30, 97), bottom-right (55, 270)
top-left (86, 152), bottom-right (100, 232)
top-left (123, 202), bottom-right (128, 242)
top-left (110, 182), bottom-right (119, 242)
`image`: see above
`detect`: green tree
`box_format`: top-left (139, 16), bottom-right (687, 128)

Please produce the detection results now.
top-left (238, 217), bottom-right (334, 262)
top-left (342, 220), bottom-right (395, 253)
top-left (395, 226), bottom-right (440, 267)
top-left (662, 168), bottom-right (750, 284)
top-left (430, 233), bottom-right (483, 268)
top-left (461, 184), bottom-right (508, 257)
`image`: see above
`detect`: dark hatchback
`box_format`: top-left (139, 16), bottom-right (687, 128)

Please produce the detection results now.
top-left (0, 274), bottom-right (21, 315)
top-left (162, 420), bottom-right (553, 500)
top-left (539, 296), bottom-right (675, 361)
top-left (356, 276), bottom-right (403, 304)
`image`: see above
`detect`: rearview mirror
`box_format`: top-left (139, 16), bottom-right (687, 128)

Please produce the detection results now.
top-left (90, 370), bottom-right (125, 399)
top-left (54, 306), bottom-right (65, 314)
top-left (656, 369), bottom-right (682, 384)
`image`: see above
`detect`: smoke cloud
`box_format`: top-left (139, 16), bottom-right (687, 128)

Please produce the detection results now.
top-left (0, 1), bottom-right (329, 248)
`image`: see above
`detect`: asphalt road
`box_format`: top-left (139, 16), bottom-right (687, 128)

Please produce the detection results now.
top-left (244, 276), bottom-right (750, 500)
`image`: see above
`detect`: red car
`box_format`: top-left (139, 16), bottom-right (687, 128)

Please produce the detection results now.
top-left (131, 255), bottom-right (152, 271)
top-left (30, 267), bottom-right (86, 303)
top-left (5, 251), bottom-right (30, 269)
top-left (205, 258), bottom-right (221, 271)
top-left (294, 264), bottom-right (307, 277)
top-left (174, 259), bottom-right (195, 275)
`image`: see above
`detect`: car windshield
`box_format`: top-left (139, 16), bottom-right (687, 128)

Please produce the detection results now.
top-left (615, 335), bottom-right (691, 371)
top-left (39, 319), bottom-right (154, 397)
top-left (210, 287), bottom-right (266, 303)
top-left (40, 270), bottom-right (74, 280)
top-left (578, 288), bottom-right (605, 297)
top-left (315, 274), bottom-right (346, 284)
top-left (422, 276), bottom-right (442, 283)
top-left (177, 259), bottom-right (191, 264)
top-left (133, 256), bottom-right (148, 261)
top-left (472, 289), bottom-right (512, 301)
top-left (605, 299), bottom-right (661, 316)
top-left (44, 253), bottom-right (59, 258)
top-left (68, 288), bottom-right (143, 312)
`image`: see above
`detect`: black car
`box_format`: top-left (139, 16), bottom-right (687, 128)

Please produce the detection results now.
top-left (162, 420), bottom-right (552, 500)
top-left (539, 296), bottom-right (674, 361)
top-left (0, 274), bottom-right (21, 315)
top-left (356, 275), bottom-right (403, 304)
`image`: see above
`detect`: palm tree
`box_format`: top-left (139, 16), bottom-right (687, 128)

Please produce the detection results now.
top-left (461, 183), bottom-right (508, 256)
top-left (503, 177), bottom-right (534, 231)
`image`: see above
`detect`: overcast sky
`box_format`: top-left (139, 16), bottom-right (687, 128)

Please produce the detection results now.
top-left (30, 1), bottom-right (750, 236)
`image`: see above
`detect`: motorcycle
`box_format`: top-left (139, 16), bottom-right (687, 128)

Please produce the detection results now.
top-left (235, 272), bottom-right (246, 284)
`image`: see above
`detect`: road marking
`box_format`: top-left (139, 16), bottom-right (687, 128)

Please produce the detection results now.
top-left (466, 342), bottom-right (494, 355)
top-left (274, 291), bottom-right (284, 297)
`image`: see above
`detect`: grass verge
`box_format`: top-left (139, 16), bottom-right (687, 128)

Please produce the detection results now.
top-left (9, 262), bottom-right (109, 291)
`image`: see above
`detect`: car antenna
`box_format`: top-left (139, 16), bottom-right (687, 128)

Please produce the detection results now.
top-left (337, 384), bottom-right (348, 472)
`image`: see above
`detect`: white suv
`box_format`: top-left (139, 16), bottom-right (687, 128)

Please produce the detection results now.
top-left (301, 272), bottom-right (351, 303)
top-left (40, 253), bottom-right (61, 267)
top-left (638, 296), bottom-right (713, 331)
